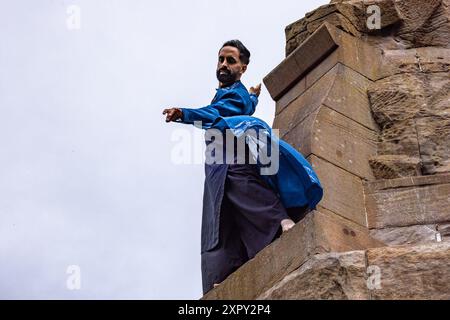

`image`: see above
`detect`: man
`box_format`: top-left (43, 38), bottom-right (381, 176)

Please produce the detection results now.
top-left (163, 40), bottom-right (322, 294)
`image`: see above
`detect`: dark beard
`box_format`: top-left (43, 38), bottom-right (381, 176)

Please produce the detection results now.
top-left (216, 69), bottom-right (237, 87)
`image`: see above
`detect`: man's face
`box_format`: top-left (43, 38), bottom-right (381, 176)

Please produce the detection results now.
top-left (216, 46), bottom-right (247, 87)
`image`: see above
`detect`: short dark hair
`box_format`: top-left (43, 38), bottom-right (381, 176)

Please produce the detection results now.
top-left (220, 40), bottom-right (251, 65)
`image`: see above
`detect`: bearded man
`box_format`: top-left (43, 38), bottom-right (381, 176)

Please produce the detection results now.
top-left (163, 40), bottom-right (323, 294)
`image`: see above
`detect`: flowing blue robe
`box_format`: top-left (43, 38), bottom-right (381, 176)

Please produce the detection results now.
top-left (176, 80), bottom-right (323, 253)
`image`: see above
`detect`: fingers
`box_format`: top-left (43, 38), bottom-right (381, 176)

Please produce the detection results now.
top-left (250, 83), bottom-right (262, 97)
top-left (163, 108), bottom-right (174, 122)
top-left (166, 111), bottom-right (174, 122)
top-left (164, 108), bottom-right (182, 122)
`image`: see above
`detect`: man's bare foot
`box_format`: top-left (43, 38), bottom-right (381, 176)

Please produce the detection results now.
top-left (281, 219), bottom-right (296, 233)
top-left (213, 283), bottom-right (220, 288)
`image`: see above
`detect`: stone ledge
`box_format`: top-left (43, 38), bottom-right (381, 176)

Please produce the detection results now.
top-left (264, 24), bottom-right (338, 101)
top-left (265, 22), bottom-right (386, 102)
top-left (368, 242), bottom-right (450, 300)
top-left (370, 223), bottom-right (450, 246)
top-left (257, 250), bottom-right (370, 300)
top-left (364, 173), bottom-right (450, 191)
top-left (364, 174), bottom-right (450, 229)
top-left (274, 63), bottom-right (379, 133)
top-left (202, 209), bottom-right (383, 300)
top-left (256, 242), bottom-right (450, 300)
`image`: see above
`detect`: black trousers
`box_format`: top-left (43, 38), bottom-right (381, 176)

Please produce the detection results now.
top-left (201, 164), bottom-right (290, 294)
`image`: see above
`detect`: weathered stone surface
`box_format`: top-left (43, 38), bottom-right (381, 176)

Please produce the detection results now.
top-left (334, 1), bottom-right (399, 32)
top-left (370, 221), bottom-right (450, 245)
top-left (365, 171), bottom-right (450, 188)
top-left (417, 116), bottom-right (450, 175)
top-left (380, 48), bottom-right (450, 75)
top-left (258, 251), bottom-right (369, 300)
top-left (314, 207), bottom-right (384, 252)
top-left (286, 31), bottom-right (310, 58)
top-left (292, 23), bottom-right (386, 80)
top-left (393, 0), bottom-right (442, 32)
top-left (377, 119), bottom-right (421, 157)
top-left (285, 16), bottom-right (307, 41)
top-left (368, 71), bottom-right (450, 176)
top-left (274, 62), bottom-right (378, 137)
top-left (365, 173), bottom-right (450, 229)
top-left (286, 0), bottom-right (401, 55)
top-left (370, 224), bottom-right (441, 245)
top-left (283, 105), bottom-right (378, 180)
top-left (287, 0), bottom-right (449, 54)
top-left (305, 49), bottom-right (340, 89)
top-left (320, 64), bottom-right (378, 131)
top-left (309, 155), bottom-right (368, 226)
top-left (307, 12), bottom-right (362, 39)
top-left (396, 0), bottom-right (450, 48)
top-left (271, 23), bottom-right (386, 111)
top-left (325, 23), bottom-right (385, 80)
top-left (258, 243), bottom-right (450, 300)
top-left (273, 66), bottom-right (337, 135)
top-left (202, 209), bottom-right (382, 300)
top-left (359, 0), bottom-right (400, 31)
top-left (276, 78), bottom-right (307, 114)
top-left (367, 242), bottom-right (450, 299)
top-left (202, 213), bottom-right (315, 300)
top-left (280, 108), bottom-right (316, 158)
top-left (437, 222), bottom-right (450, 237)
top-left (311, 106), bottom-right (377, 180)
top-left (368, 74), bottom-right (424, 127)
top-left (265, 25), bottom-right (338, 101)
top-left (369, 154), bottom-right (422, 179)
top-left (273, 59), bottom-right (380, 182)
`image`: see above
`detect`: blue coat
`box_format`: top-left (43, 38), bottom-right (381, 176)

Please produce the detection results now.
top-left (176, 81), bottom-right (323, 253)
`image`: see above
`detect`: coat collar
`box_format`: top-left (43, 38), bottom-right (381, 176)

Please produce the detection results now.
top-left (216, 80), bottom-right (243, 91)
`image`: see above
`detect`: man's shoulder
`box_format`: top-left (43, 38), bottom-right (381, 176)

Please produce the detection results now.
top-left (230, 80), bottom-right (248, 94)
top-left (215, 81), bottom-right (251, 101)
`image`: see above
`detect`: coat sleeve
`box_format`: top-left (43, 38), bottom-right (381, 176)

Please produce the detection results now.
top-left (249, 93), bottom-right (258, 115)
top-left (176, 91), bottom-right (247, 126)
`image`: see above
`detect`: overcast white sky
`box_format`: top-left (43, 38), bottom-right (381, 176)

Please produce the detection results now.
top-left (0, 0), bottom-right (327, 299)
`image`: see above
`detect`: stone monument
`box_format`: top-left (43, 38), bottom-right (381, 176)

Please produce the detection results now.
top-left (203, 0), bottom-right (450, 300)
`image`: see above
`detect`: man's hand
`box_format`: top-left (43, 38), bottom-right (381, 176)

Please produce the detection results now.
top-left (163, 108), bottom-right (183, 122)
top-left (249, 83), bottom-right (262, 97)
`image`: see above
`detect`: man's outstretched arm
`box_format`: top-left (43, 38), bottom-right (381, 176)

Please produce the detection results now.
top-left (163, 84), bottom-right (261, 126)
top-left (163, 91), bottom-right (246, 126)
